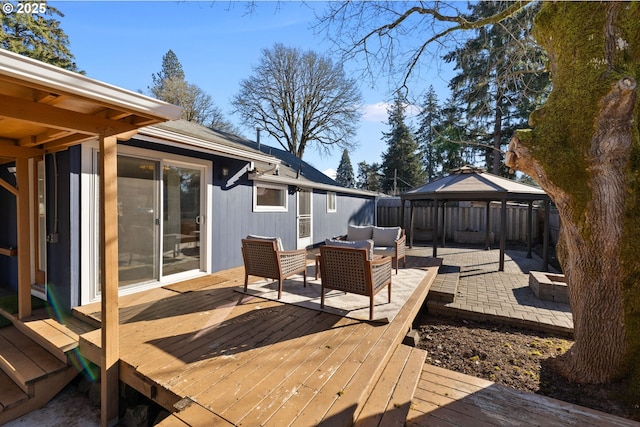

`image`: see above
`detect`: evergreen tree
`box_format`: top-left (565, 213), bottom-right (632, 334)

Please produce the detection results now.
top-left (444, 1), bottom-right (549, 175)
top-left (380, 95), bottom-right (425, 195)
top-left (150, 49), bottom-right (185, 98)
top-left (356, 161), bottom-right (381, 192)
top-left (149, 50), bottom-right (239, 133)
top-left (1, 4), bottom-right (79, 71)
top-left (415, 86), bottom-right (441, 180)
top-left (335, 149), bottom-right (355, 187)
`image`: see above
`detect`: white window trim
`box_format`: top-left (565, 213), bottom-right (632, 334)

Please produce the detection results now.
top-left (327, 191), bottom-right (337, 213)
top-left (253, 182), bottom-right (288, 212)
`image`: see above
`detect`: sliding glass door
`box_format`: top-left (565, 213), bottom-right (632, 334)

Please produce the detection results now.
top-left (83, 145), bottom-right (211, 304)
top-left (117, 156), bottom-right (160, 287)
top-left (162, 164), bottom-right (202, 277)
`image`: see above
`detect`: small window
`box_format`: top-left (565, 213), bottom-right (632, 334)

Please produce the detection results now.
top-left (254, 183), bottom-right (288, 212)
top-left (327, 192), bottom-right (337, 213)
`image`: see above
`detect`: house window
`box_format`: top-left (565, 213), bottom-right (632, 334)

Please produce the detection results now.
top-left (327, 192), bottom-right (337, 213)
top-left (254, 183), bottom-right (288, 212)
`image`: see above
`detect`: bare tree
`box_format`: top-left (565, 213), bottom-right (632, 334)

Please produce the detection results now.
top-left (231, 43), bottom-right (363, 159)
top-left (318, 0), bottom-right (640, 403)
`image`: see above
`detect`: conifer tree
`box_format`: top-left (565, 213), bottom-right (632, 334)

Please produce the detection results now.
top-left (380, 96), bottom-right (425, 195)
top-left (1, 4), bottom-right (79, 71)
top-left (335, 149), bottom-right (355, 187)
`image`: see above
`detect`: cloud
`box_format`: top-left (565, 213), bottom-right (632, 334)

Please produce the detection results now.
top-left (362, 102), bottom-right (422, 123)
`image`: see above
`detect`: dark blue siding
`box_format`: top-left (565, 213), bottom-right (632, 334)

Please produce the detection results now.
top-left (0, 164), bottom-right (17, 290)
top-left (312, 191), bottom-right (375, 246)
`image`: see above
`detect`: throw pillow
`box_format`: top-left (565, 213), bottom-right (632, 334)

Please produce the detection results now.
top-left (372, 226), bottom-right (401, 247)
top-left (347, 224), bottom-right (373, 241)
top-left (324, 238), bottom-right (374, 260)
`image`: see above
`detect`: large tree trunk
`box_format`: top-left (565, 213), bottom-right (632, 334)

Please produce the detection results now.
top-left (506, 2), bottom-right (640, 389)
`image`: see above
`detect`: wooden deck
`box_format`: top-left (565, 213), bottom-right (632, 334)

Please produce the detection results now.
top-left (75, 256), bottom-right (439, 426)
top-left (407, 364), bottom-right (639, 427)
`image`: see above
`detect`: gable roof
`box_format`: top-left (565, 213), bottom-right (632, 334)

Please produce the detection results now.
top-left (402, 165), bottom-right (548, 201)
top-left (139, 120), bottom-right (376, 197)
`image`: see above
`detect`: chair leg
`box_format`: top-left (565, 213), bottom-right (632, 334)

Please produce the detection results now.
top-left (388, 283), bottom-right (392, 303)
top-left (244, 274), bottom-right (249, 292)
top-left (278, 279), bottom-right (283, 299)
top-left (369, 295), bottom-right (374, 320)
top-left (320, 285), bottom-right (325, 309)
top-left (303, 270), bottom-right (307, 287)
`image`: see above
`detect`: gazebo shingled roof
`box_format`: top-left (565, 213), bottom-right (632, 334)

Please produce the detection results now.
top-left (400, 166), bottom-right (552, 271)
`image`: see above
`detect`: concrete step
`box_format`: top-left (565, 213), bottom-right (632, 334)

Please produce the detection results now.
top-left (427, 265), bottom-right (460, 303)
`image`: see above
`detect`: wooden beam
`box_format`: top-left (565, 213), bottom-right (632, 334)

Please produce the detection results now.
top-left (43, 134), bottom-right (97, 153)
top-left (19, 128), bottom-right (71, 146)
top-left (99, 135), bottom-right (119, 427)
top-left (0, 140), bottom-right (45, 159)
top-left (0, 176), bottom-right (18, 196)
top-left (16, 157), bottom-right (31, 319)
top-left (0, 94), bottom-right (138, 140)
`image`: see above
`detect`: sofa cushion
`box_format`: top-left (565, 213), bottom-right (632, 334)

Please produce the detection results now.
top-left (372, 226), bottom-right (401, 247)
top-left (373, 247), bottom-right (396, 257)
top-left (246, 234), bottom-right (284, 251)
top-left (347, 225), bottom-right (373, 241)
top-left (325, 238), bottom-right (374, 260)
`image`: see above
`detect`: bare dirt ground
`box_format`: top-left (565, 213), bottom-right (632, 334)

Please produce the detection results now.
top-left (414, 311), bottom-right (640, 422)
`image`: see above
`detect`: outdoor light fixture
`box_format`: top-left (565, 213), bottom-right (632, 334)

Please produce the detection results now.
top-left (219, 166), bottom-right (230, 180)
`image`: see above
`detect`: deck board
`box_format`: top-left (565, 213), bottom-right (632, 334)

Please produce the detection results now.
top-left (76, 262), bottom-right (437, 426)
top-left (408, 364), bottom-right (640, 427)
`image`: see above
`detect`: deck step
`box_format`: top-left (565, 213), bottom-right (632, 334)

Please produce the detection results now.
top-left (0, 325), bottom-right (68, 394)
top-left (0, 368), bottom-right (29, 413)
top-left (0, 307), bottom-right (98, 364)
top-left (355, 344), bottom-right (427, 427)
top-left (427, 265), bottom-right (460, 303)
top-left (0, 325), bottom-right (80, 425)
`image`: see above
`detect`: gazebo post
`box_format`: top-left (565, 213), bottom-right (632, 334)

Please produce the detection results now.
top-left (485, 201), bottom-right (491, 250)
top-left (432, 199), bottom-right (438, 258)
top-left (441, 201), bottom-right (446, 248)
top-left (499, 199), bottom-right (506, 271)
top-left (527, 201), bottom-right (533, 258)
top-left (543, 199), bottom-right (550, 271)
top-left (409, 200), bottom-right (415, 248)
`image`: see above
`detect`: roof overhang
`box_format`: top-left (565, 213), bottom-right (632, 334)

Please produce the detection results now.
top-left (248, 172), bottom-right (376, 197)
top-left (136, 125), bottom-right (280, 165)
top-left (0, 49), bottom-right (182, 164)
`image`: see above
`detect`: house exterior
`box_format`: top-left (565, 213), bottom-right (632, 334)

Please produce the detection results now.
top-left (0, 48), bottom-right (378, 424)
top-left (0, 71), bottom-right (376, 315)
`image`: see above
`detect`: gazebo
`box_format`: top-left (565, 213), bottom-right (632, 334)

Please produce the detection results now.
top-left (400, 166), bottom-right (552, 271)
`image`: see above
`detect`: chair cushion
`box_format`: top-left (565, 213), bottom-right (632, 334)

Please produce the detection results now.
top-left (373, 247), bottom-right (395, 257)
top-left (325, 238), bottom-right (374, 260)
top-left (372, 226), bottom-right (401, 247)
top-left (347, 225), bottom-right (373, 241)
top-left (246, 235), bottom-right (284, 251)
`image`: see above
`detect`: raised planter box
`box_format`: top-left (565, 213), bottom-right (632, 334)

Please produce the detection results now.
top-left (453, 230), bottom-right (494, 245)
top-left (412, 227), bottom-right (433, 241)
top-left (529, 271), bottom-right (568, 303)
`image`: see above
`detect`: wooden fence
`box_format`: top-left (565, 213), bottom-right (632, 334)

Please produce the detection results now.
top-left (377, 200), bottom-right (559, 245)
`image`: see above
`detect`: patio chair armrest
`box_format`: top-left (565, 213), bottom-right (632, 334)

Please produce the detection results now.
top-left (370, 256), bottom-right (392, 290)
top-left (395, 234), bottom-right (406, 256)
top-left (278, 249), bottom-right (308, 275)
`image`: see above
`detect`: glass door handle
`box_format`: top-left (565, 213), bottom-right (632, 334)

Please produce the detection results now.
top-left (195, 216), bottom-right (202, 225)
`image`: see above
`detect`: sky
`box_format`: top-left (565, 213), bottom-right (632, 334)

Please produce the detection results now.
top-left (49, 1), bottom-right (455, 176)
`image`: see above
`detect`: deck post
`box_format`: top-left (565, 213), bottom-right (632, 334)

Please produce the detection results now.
top-left (99, 134), bottom-right (119, 427)
top-left (16, 157), bottom-right (32, 319)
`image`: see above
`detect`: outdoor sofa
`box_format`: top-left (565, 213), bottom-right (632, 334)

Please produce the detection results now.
top-left (336, 225), bottom-right (406, 273)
